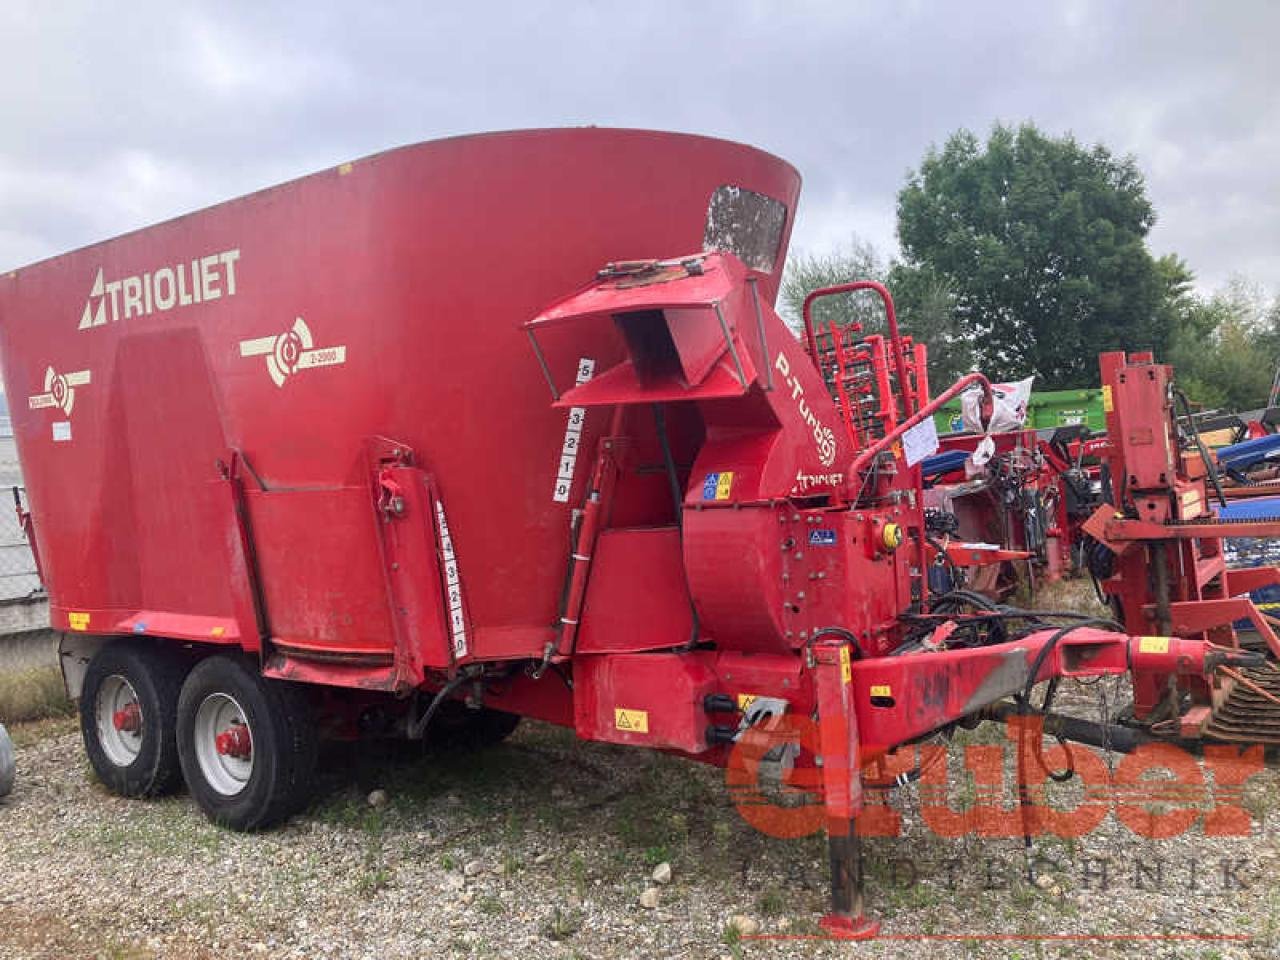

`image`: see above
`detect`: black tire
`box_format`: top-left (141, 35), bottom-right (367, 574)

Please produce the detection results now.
top-left (176, 656), bottom-right (317, 831)
top-left (0, 721), bottom-right (15, 798)
top-left (424, 701), bottom-right (521, 751)
top-left (80, 642), bottom-right (187, 798)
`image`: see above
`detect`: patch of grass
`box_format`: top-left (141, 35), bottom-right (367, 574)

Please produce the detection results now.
top-left (312, 790), bottom-right (389, 834)
top-left (1257, 885), bottom-right (1280, 948)
top-left (951, 720), bottom-right (1007, 746)
top-left (569, 851), bottom-right (588, 897)
top-left (532, 797), bottom-right (570, 831)
top-left (541, 906), bottom-right (583, 941)
top-left (711, 820), bottom-right (734, 849)
top-left (101, 946), bottom-right (151, 960)
top-left (756, 885), bottom-right (787, 916)
top-left (612, 787), bottom-right (687, 853)
top-left (87, 799), bottom-right (226, 857)
top-left (886, 877), bottom-right (943, 914)
top-left (0, 665), bottom-right (73, 724)
top-left (166, 891), bottom-right (223, 926)
top-left (720, 923), bottom-right (744, 959)
top-left (7, 712), bottom-right (77, 747)
top-left (1030, 576), bottom-right (1111, 618)
top-left (1010, 879), bottom-right (1041, 910)
top-left (356, 866), bottom-right (392, 896)
top-left (786, 915), bottom-right (824, 937)
top-left (502, 808), bottom-right (524, 841)
top-left (642, 844), bottom-right (670, 867)
top-left (1243, 773), bottom-right (1280, 826)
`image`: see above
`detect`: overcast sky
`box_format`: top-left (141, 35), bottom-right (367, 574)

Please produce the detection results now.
top-left (2, 2), bottom-right (1276, 296)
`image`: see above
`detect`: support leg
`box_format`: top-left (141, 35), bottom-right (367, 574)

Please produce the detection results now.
top-left (821, 818), bottom-right (879, 939)
top-left (811, 637), bottom-right (880, 939)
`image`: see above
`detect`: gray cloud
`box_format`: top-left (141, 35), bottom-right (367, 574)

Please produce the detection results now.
top-left (2, 1), bottom-right (1275, 294)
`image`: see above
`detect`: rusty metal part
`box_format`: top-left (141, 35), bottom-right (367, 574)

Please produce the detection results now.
top-left (1152, 541), bottom-right (1172, 636)
top-left (1203, 665), bottom-right (1280, 743)
top-left (1219, 665), bottom-right (1280, 708)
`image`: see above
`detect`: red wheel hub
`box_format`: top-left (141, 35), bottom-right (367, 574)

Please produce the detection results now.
top-left (215, 722), bottom-right (252, 759)
top-left (112, 701), bottom-right (142, 734)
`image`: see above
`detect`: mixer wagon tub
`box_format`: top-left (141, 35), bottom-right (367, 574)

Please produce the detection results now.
top-left (0, 129), bottom-right (1263, 936)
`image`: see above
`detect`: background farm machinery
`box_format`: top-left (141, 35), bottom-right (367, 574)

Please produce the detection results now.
top-left (902, 346), bottom-right (1280, 738)
top-left (920, 370), bottom-right (1280, 598)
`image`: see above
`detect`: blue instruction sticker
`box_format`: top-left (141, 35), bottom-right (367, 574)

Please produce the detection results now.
top-left (809, 529), bottom-right (837, 546)
top-left (702, 472), bottom-right (734, 501)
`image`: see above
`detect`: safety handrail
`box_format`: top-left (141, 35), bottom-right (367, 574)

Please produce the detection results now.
top-left (802, 280), bottom-right (916, 417)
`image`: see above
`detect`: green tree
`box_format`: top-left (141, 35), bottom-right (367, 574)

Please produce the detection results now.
top-left (1171, 275), bottom-right (1280, 411)
top-left (886, 262), bottom-right (972, 386)
top-left (896, 123), bottom-right (1168, 388)
top-left (779, 235), bottom-right (886, 333)
top-left (1164, 255), bottom-right (1222, 407)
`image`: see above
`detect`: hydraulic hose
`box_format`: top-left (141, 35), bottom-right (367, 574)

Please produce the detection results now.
top-left (407, 672), bottom-right (472, 739)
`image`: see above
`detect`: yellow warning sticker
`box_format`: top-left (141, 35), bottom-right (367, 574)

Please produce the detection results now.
top-left (840, 646), bottom-right (852, 684)
top-left (737, 693), bottom-right (758, 711)
top-left (614, 708), bottom-right (649, 733)
top-left (1139, 636), bottom-right (1169, 654)
top-left (715, 471), bottom-right (734, 500)
top-left (1102, 385), bottom-right (1114, 413)
top-left (68, 611), bottom-right (90, 632)
top-left (870, 684), bottom-right (892, 698)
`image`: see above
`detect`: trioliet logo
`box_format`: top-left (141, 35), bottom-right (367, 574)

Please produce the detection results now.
top-left (78, 248), bottom-right (240, 329)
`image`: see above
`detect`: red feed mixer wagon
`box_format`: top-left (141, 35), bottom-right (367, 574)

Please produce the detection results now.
top-left (0, 129), bottom-right (1274, 936)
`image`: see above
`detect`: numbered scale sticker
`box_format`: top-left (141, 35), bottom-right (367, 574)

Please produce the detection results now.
top-left (552, 358), bottom-right (595, 503)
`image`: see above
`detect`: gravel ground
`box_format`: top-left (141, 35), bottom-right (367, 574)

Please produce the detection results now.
top-left (0, 692), bottom-right (1278, 960)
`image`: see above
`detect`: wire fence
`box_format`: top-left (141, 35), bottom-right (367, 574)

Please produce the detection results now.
top-left (0, 487), bottom-right (42, 603)
top-left (0, 427), bottom-right (41, 602)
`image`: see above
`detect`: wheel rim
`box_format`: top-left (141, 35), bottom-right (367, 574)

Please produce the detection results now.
top-left (194, 693), bottom-right (254, 796)
top-left (96, 674), bottom-right (143, 767)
